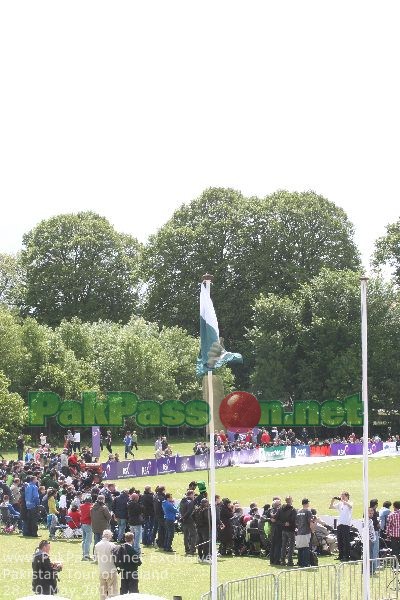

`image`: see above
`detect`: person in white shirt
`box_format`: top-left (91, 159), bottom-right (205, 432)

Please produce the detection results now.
top-left (73, 431), bottom-right (81, 452)
top-left (39, 433), bottom-right (47, 446)
top-left (329, 491), bottom-right (353, 561)
top-left (94, 529), bottom-right (118, 600)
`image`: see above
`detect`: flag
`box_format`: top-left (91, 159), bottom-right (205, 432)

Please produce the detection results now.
top-left (196, 282), bottom-right (243, 376)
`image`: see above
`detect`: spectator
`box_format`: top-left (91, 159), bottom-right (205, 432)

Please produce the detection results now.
top-left (73, 430), bottom-right (81, 452)
top-left (162, 492), bottom-right (178, 552)
top-left (91, 494), bottom-right (111, 548)
top-left (113, 488), bottom-right (129, 543)
top-left (80, 494), bottom-right (93, 561)
top-left (329, 491), bottom-right (353, 561)
top-left (379, 500), bottom-right (392, 532)
top-left (115, 531), bottom-right (142, 594)
top-left (94, 529), bottom-right (118, 600)
top-left (142, 485), bottom-right (155, 546)
top-left (32, 540), bottom-right (62, 596)
top-left (127, 492), bottom-right (144, 555)
top-left (386, 500), bottom-right (400, 561)
top-left (179, 489), bottom-right (197, 555)
top-left (17, 435), bottom-right (24, 461)
top-left (295, 498), bottom-right (312, 567)
top-left (194, 498), bottom-right (211, 562)
top-left (219, 498), bottom-right (234, 556)
top-left (276, 495), bottom-right (296, 567)
top-left (25, 475), bottom-right (40, 537)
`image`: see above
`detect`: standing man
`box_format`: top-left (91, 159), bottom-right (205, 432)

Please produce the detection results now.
top-left (295, 498), bottom-right (312, 567)
top-left (329, 491), bottom-right (353, 561)
top-left (127, 492), bottom-right (144, 556)
top-left (113, 489), bottom-right (129, 543)
top-left (17, 435), bottom-right (24, 461)
top-left (115, 531), bottom-right (142, 594)
top-left (162, 493), bottom-right (178, 552)
top-left (179, 490), bottom-right (197, 555)
top-left (94, 529), bottom-right (118, 600)
top-left (80, 495), bottom-right (93, 561)
top-left (123, 432), bottom-right (134, 459)
top-left (386, 500), bottom-right (400, 561)
top-left (141, 485), bottom-right (155, 546)
top-left (25, 476), bottom-right (40, 537)
top-left (73, 430), bottom-right (81, 453)
top-left (91, 494), bottom-right (111, 548)
top-left (276, 495), bottom-right (297, 567)
top-left (32, 540), bottom-right (62, 595)
top-left (131, 431), bottom-right (138, 451)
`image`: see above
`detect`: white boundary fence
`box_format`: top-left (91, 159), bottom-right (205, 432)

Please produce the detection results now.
top-left (200, 556), bottom-right (399, 600)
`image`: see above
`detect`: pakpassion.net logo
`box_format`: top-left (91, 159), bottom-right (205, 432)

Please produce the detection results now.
top-left (28, 390), bottom-right (363, 429)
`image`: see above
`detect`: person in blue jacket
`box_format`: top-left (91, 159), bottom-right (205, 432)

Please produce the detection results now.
top-left (162, 493), bottom-right (178, 552)
top-left (25, 475), bottom-right (40, 537)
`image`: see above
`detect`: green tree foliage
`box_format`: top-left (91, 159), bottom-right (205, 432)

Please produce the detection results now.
top-left (0, 372), bottom-right (28, 449)
top-left (141, 188), bottom-right (361, 372)
top-left (21, 212), bottom-right (142, 326)
top-left (373, 218), bottom-right (400, 284)
top-left (249, 270), bottom-right (400, 418)
top-left (0, 253), bottom-right (25, 309)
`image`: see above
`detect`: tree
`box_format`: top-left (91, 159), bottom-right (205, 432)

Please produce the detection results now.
top-left (141, 188), bottom-right (361, 383)
top-left (0, 253), bottom-right (25, 309)
top-left (249, 269), bottom-right (400, 421)
top-left (373, 219), bottom-right (400, 284)
top-left (0, 371), bottom-right (27, 450)
top-left (21, 212), bottom-right (141, 326)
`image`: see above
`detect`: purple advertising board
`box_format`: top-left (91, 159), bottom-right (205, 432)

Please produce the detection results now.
top-left (215, 451), bottom-right (232, 468)
top-left (156, 457), bottom-right (176, 475)
top-left (101, 441), bottom-right (384, 480)
top-left (330, 441), bottom-right (383, 456)
top-left (91, 426), bottom-right (101, 458)
top-left (175, 455), bottom-right (196, 473)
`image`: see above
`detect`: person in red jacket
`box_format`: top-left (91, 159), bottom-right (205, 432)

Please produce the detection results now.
top-left (80, 496), bottom-right (93, 561)
top-left (67, 505), bottom-right (81, 530)
top-left (261, 430), bottom-right (271, 445)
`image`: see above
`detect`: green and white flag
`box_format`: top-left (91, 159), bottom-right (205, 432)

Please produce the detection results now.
top-left (196, 282), bottom-right (243, 377)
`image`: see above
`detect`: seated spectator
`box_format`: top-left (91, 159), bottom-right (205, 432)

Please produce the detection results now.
top-left (67, 504), bottom-right (81, 529)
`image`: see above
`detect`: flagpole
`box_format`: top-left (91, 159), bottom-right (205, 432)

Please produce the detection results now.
top-left (203, 275), bottom-right (218, 600)
top-left (361, 275), bottom-right (370, 600)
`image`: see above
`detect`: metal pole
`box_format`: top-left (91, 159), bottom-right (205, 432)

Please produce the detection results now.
top-left (203, 277), bottom-right (218, 600)
top-left (361, 276), bottom-right (370, 600)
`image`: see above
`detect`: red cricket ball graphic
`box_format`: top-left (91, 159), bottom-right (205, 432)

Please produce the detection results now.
top-left (219, 391), bottom-right (261, 433)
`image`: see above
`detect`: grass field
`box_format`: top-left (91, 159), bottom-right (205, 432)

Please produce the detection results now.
top-left (1, 453), bottom-right (399, 600)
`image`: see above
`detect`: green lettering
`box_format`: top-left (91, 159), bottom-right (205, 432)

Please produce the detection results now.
top-left (320, 400), bottom-right (345, 427)
top-left (294, 401), bottom-right (320, 426)
top-left (344, 393), bottom-right (363, 426)
top-left (258, 402), bottom-right (284, 426)
top-left (136, 400), bottom-right (161, 427)
top-left (82, 392), bottom-right (109, 426)
top-left (185, 400), bottom-right (209, 427)
top-left (57, 400), bottom-right (82, 426)
top-left (28, 391), bottom-right (60, 426)
top-left (107, 392), bottom-right (138, 426)
top-left (161, 400), bottom-right (185, 427)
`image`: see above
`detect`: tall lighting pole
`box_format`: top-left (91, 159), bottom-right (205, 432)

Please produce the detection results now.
top-left (361, 275), bottom-right (370, 600)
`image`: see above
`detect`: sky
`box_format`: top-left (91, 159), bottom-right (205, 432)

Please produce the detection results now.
top-left (1, 1), bottom-right (399, 272)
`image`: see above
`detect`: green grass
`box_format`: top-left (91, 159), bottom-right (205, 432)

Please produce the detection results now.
top-left (1, 454), bottom-right (399, 600)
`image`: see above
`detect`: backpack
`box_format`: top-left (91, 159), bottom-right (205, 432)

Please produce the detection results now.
top-left (309, 550), bottom-right (318, 566)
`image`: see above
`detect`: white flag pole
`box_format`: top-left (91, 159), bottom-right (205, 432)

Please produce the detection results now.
top-left (361, 275), bottom-right (370, 600)
top-left (203, 276), bottom-right (218, 600)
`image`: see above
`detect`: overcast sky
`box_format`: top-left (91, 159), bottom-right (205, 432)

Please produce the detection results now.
top-left (1, 1), bottom-right (399, 272)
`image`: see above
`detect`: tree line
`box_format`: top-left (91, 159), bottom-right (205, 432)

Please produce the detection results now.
top-left (1, 187), bottom-right (400, 445)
